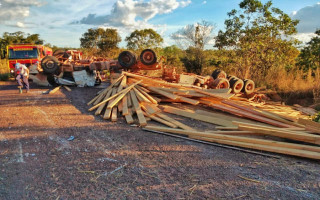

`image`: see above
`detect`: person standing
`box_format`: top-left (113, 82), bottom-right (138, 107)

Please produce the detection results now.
top-left (15, 63), bottom-right (30, 93)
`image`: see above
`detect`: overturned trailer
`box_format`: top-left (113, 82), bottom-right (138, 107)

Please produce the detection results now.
top-left (30, 49), bottom-right (161, 87)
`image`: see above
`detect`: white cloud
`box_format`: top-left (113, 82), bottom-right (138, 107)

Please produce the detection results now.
top-left (0, 0), bottom-right (45, 26)
top-left (16, 22), bottom-right (25, 28)
top-left (202, 1), bottom-right (207, 5)
top-left (292, 3), bottom-right (320, 33)
top-left (293, 32), bottom-right (317, 44)
top-left (77, 0), bottom-right (191, 30)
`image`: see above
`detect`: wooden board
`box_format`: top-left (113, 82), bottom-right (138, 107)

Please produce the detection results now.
top-left (234, 121), bottom-right (320, 145)
top-left (163, 106), bottom-right (235, 127)
top-left (88, 80), bottom-right (142, 111)
top-left (111, 107), bottom-right (118, 122)
top-left (130, 90), bottom-right (147, 126)
top-left (210, 104), bottom-right (292, 128)
top-left (122, 94), bottom-right (129, 116)
top-left (155, 113), bottom-right (195, 131)
top-left (144, 126), bottom-right (320, 160)
top-left (148, 87), bottom-right (179, 100)
top-left (95, 89), bottom-right (113, 116)
top-left (103, 88), bottom-right (117, 119)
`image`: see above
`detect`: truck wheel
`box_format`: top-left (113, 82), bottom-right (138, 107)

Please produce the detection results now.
top-left (227, 75), bottom-right (236, 81)
top-left (47, 74), bottom-right (58, 86)
top-left (212, 69), bottom-right (227, 79)
top-left (53, 49), bottom-right (69, 58)
top-left (229, 78), bottom-right (244, 94)
top-left (41, 56), bottom-right (60, 74)
top-left (118, 51), bottom-right (137, 69)
top-left (242, 79), bottom-right (255, 95)
top-left (140, 49), bottom-right (157, 65)
top-left (212, 78), bottom-right (230, 89)
top-left (211, 69), bottom-right (221, 78)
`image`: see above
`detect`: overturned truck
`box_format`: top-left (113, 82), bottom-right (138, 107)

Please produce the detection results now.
top-left (30, 49), bottom-right (160, 87)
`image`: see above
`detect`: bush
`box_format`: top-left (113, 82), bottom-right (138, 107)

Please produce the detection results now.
top-left (0, 73), bottom-right (10, 81)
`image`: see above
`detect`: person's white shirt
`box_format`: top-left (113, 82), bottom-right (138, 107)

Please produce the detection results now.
top-left (15, 63), bottom-right (28, 76)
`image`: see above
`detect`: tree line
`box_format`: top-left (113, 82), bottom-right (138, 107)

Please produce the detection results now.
top-left (0, 0), bottom-right (319, 90)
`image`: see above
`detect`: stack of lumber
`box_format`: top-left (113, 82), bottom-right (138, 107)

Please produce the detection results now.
top-left (88, 71), bottom-right (320, 160)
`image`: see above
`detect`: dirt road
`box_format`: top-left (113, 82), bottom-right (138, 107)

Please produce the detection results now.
top-left (0, 81), bottom-right (319, 199)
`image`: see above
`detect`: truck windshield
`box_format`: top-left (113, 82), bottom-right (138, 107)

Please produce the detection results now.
top-left (8, 48), bottom-right (38, 59)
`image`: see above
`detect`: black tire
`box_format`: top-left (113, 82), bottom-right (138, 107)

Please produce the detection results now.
top-left (118, 51), bottom-right (137, 69)
top-left (211, 69), bottom-right (221, 78)
top-left (242, 79), bottom-right (255, 95)
top-left (212, 70), bottom-right (227, 79)
top-left (41, 56), bottom-right (60, 74)
top-left (47, 74), bottom-right (58, 86)
top-left (228, 75), bottom-right (236, 81)
top-left (53, 50), bottom-right (69, 58)
top-left (229, 78), bottom-right (244, 94)
top-left (140, 49), bottom-right (157, 65)
top-left (212, 78), bottom-right (230, 89)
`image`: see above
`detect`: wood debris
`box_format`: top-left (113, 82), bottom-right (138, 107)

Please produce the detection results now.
top-left (88, 71), bottom-right (320, 160)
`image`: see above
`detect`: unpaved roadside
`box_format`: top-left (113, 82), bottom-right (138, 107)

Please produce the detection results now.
top-left (0, 81), bottom-right (319, 199)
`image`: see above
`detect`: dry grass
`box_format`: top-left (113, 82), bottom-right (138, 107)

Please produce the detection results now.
top-left (266, 68), bottom-right (320, 104)
top-left (0, 59), bottom-right (10, 81)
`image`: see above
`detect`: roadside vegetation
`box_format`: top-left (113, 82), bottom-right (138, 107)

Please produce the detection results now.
top-left (0, 0), bottom-right (319, 105)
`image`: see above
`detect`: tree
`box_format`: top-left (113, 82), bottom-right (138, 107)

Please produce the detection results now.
top-left (172, 20), bottom-right (214, 50)
top-left (125, 29), bottom-right (163, 50)
top-left (80, 28), bottom-right (121, 55)
top-left (171, 20), bottom-right (214, 74)
top-left (0, 32), bottom-right (44, 58)
top-left (297, 29), bottom-right (320, 72)
top-left (215, 0), bottom-right (300, 81)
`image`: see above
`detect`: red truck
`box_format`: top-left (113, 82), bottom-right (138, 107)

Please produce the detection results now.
top-left (6, 44), bottom-right (52, 76)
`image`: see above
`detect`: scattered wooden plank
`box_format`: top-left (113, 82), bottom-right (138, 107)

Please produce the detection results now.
top-left (140, 102), bottom-right (161, 115)
top-left (130, 90), bottom-right (147, 126)
top-left (145, 126), bottom-right (320, 159)
top-left (205, 130), bottom-right (262, 136)
top-left (205, 88), bottom-right (231, 94)
top-left (143, 112), bottom-right (178, 128)
top-left (135, 86), bottom-right (158, 104)
top-left (88, 80), bottom-right (142, 112)
top-left (103, 88), bottom-right (118, 119)
top-left (194, 88), bottom-right (234, 99)
top-left (148, 87), bottom-right (179, 100)
top-left (118, 100), bottom-right (123, 113)
top-left (49, 86), bottom-right (61, 94)
top-left (63, 85), bottom-right (72, 92)
top-left (155, 113), bottom-right (195, 131)
top-left (122, 95), bottom-right (129, 116)
top-left (133, 87), bottom-right (151, 103)
top-left (234, 121), bottom-right (320, 145)
top-left (95, 89), bottom-right (113, 115)
top-left (192, 137), bottom-right (320, 160)
top-left (111, 107), bottom-right (118, 122)
top-left (222, 100), bottom-right (303, 128)
top-left (163, 106), bottom-right (234, 127)
top-left (87, 74), bottom-right (124, 105)
top-left (125, 114), bottom-right (134, 124)
top-left (117, 75), bottom-right (127, 92)
top-left (177, 96), bottom-right (199, 105)
top-left (298, 118), bottom-right (320, 129)
top-left (210, 104), bottom-right (292, 128)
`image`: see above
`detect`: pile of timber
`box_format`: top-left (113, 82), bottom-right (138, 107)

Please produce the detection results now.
top-left (87, 72), bottom-right (320, 160)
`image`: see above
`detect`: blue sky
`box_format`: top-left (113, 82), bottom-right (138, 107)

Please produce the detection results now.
top-left (0, 0), bottom-right (319, 48)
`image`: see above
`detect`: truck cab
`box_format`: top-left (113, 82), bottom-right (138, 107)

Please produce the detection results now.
top-left (6, 44), bottom-right (52, 76)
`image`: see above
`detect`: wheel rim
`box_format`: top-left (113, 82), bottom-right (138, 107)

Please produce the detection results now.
top-left (46, 61), bottom-right (55, 69)
top-left (142, 52), bottom-right (155, 64)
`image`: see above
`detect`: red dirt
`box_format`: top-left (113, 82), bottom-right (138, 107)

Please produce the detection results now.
top-left (0, 81), bottom-right (319, 199)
